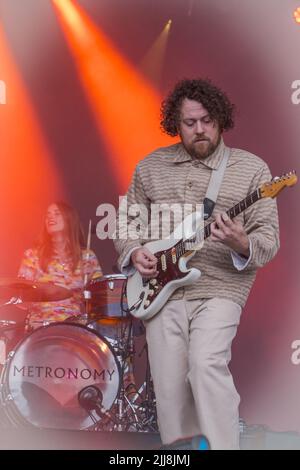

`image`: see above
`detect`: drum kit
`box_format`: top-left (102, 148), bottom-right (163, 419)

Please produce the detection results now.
top-left (0, 275), bottom-right (158, 433)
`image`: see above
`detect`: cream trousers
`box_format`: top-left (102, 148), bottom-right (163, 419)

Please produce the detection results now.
top-left (144, 297), bottom-right (242, 450)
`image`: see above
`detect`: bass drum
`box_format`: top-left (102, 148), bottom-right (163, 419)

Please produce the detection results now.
top-left (0, 322), bottom-right (120, 430)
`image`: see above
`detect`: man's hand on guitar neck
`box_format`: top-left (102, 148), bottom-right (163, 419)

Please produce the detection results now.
top-left (131, 247), bottom-right (159, 278)
top-left (211, 212), bottom-right (250, 258)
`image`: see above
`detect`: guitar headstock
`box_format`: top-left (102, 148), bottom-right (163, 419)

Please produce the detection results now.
top-left (260, 171), bottom-right (297, 198)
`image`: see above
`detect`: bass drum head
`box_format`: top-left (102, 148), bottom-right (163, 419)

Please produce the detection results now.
top-left (0, 322), bottom-right (120, 430)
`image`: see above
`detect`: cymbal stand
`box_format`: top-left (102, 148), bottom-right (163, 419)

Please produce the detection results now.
top-left (112, 330), bottom-right (158, 432)
top-left (81, 288), bottom-right (91, 322)
top-left (128, 340), bottom-right (158, 432)
top-left (114, 320), bottom-right (140, 431)
top-left (81, 218), bottom-right (92, 323)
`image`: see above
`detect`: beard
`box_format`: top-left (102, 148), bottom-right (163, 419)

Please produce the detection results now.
top-left (184, 134), bottom-right (222, 160)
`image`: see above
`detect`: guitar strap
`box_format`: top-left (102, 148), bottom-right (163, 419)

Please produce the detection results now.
top-left (203, 146), bottom-right (231, 220)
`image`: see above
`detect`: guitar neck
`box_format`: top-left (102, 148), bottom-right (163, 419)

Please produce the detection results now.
top-left (179, 188), bottom-right (262, 253)
top-left (204, 188), bottom-right (261, 239)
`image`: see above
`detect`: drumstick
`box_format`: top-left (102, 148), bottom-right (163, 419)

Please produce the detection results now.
top-left (87, 219), bottom-right (92, 251)
top-left (84, 219), bottom-right (92, 286)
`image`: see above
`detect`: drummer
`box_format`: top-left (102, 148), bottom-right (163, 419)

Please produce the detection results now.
top-left (18, 201), bottom-right (137, 395)
top-left (18, 201), bottom-right (103, 330)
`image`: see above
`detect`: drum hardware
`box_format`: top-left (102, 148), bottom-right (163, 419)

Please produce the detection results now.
top-left (114, 323), bottom-right (143, 432)
top-left (127, 341), bottom-right (158, 433)
top-left (100, 326), bottom-right (158, 433)
top-left (78, 385), bottom-right (119, 427)
top-left (6, 350), bottom-right (15, 359)
top-left (1, 297), bottom-right (22, 307)
top-left (120, 281), bottom-right (157, 431)
top-left (83, 219), bottom-right (92, 288)
top-left (25, 320), bottom-right (52, 332)
top-left (0, 348), bottom-right (16, 368)
top-left (83, 289), bottom-right (92, 300)
top-left (108, 280), bottom-right (114, 290)
top-left (0, 320), bottom-right (17, 327)
top-left (0, 319), bottom-right (19, 367)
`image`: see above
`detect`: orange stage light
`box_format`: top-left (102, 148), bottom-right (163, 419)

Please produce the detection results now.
top-left (0, 25), bottom-right (64, 272)
top-left (52, 0), bottom-right (173, 192)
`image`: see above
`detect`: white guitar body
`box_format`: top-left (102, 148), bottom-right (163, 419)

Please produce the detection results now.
top-left (126, 211), bottom-right (204, 321)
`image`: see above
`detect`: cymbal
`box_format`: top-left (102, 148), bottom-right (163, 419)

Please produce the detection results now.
top-left (0, 278), bottom-right (72, 302)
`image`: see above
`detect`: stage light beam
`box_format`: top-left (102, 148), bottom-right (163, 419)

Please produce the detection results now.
top-left (51, 0), bottom-right (173, 191)
top-left (140, 19), bottom-right (173, 88)
top-left (0, 25), bottom-right (64, 273)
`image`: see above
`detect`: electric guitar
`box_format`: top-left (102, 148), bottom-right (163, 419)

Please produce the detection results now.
top-left (126, 172), bottom-right (297, 321)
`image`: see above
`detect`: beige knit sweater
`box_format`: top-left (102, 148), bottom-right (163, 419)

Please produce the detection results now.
top-left (113, 138), bottom-right (280, 307)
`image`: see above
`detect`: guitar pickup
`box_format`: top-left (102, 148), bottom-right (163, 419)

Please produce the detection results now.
top-left (160, 253), bottom-right (167, 271)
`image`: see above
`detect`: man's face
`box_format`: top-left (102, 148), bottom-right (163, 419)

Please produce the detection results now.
top-left (178, 98), bottom-right (221, 159)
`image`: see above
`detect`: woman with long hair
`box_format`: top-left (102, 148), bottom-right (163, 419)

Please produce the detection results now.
top-left (18, 201), bottom-right (102, 329)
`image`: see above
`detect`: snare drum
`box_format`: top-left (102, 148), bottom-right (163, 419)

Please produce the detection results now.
top-left (87, 274), bottom-right (128, 324)
top-left (0, 322), bottom-right (120, 430)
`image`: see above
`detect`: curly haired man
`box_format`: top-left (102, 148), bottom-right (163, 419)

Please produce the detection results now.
top-left (114, 78), bottom-right (279, 449)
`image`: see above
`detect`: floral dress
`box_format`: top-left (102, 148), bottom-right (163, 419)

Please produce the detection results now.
top-left (18, 248), bottom-right (102, 328)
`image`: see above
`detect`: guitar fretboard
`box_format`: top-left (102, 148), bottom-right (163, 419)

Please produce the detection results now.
top-left (204, 188), bottom-right (261, 239)
top-left (173, 188), bottom-right (261, 256)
